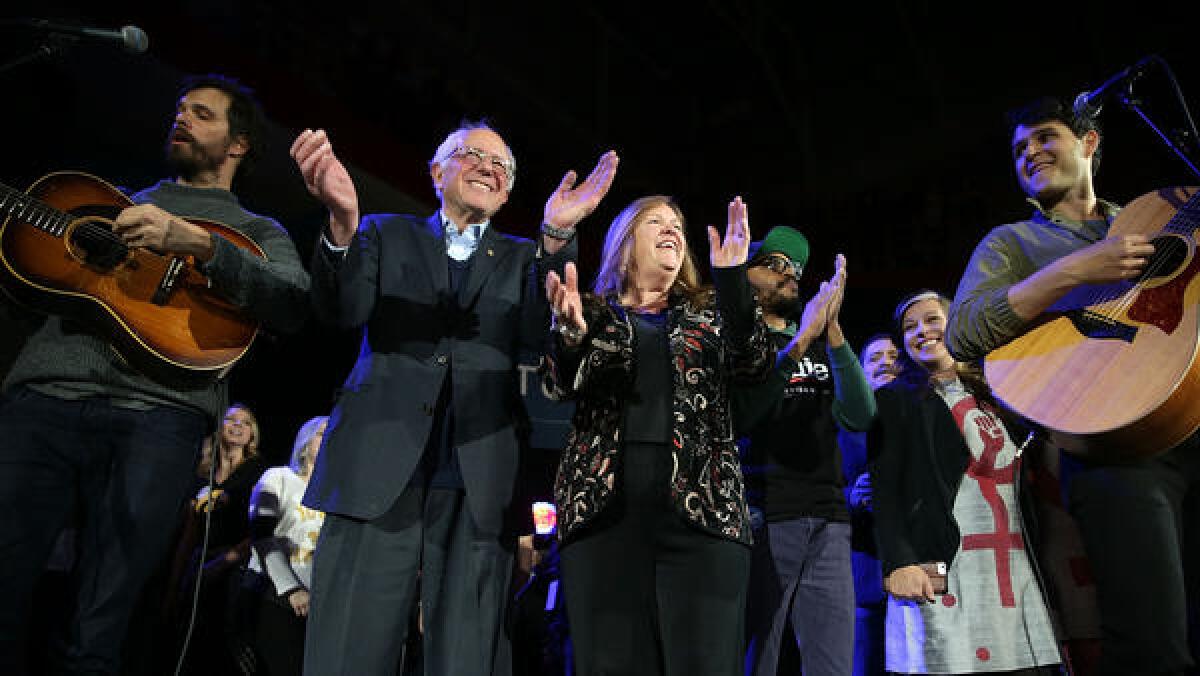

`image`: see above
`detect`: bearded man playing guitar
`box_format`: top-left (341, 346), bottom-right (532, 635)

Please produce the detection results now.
top-left (0, 73), bottom-right (309, 675)
top-left (947, 96), bottom-right (1198, 675)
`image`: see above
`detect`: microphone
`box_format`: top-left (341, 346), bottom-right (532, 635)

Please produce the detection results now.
top-left (20, 19), bottom-right (149, 54)
top-left (1072, 55), bottom-right (1156, 118)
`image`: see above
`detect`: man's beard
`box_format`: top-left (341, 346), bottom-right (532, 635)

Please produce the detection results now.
top-left (166, 138), bottom-right (228, 181)
top-left (762, 282), bottom-right (800, 318)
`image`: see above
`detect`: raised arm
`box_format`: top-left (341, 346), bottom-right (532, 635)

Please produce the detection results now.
top-left (541, 150), bottom-right (619, 254)
top-left (541, 265), bottom-right (617, 402)
top-left (290, 128), bottom-right (359, 247)
top-left (547, 262), bottom-right (588, 348)
top-left (710, 197), bottom-right (773, 382)
top-left (821, 256), bottom-right (875, 432)
top-left (782, 254), bottom-right (845, 371)
top-left (732, 255), bottom-right (847, 435)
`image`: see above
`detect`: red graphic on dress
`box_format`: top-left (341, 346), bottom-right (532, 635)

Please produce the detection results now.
top-left (949, 396), bottom-right (1023, 607)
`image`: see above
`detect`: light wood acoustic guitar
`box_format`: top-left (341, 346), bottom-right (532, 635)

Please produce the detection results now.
top-left (985, 186), bottom-right (1200, 462)
top-left (0, 171), bottom-right (264, 385)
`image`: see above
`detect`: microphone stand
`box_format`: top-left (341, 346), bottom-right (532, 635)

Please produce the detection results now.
top-left (0, 34), bottom-right (76, 76)
top-left (1114, 56), bottom-right (1200, 181)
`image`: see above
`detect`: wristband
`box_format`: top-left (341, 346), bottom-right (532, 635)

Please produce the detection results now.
top-left (541, 222), bottom-right (576, 241)
top-left (552, 314), bottom-right (585, 344)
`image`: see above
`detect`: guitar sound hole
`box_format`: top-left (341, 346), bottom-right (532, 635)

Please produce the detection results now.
top-left (68, 219), bottom-right (129, 270)
top-left (1134, 235), bottom-right (1189, 283)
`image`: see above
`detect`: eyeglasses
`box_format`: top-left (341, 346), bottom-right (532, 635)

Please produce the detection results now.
top-left (754, 254), bottom-right (801, 281)
top-left (453, 145), bottom-right (515, 184)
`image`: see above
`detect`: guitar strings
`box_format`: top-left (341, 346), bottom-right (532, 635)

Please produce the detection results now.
top-left (1107, 190), bottom-right (1200, 318)
top-left (5, 191), bottom-right (135, 250)
top-left (1, 185), bottom-right (183, 267)
top-left (1083, 189), bottom-right (1200, 321)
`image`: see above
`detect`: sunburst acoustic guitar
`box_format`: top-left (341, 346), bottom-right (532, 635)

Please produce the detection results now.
top-left (984, 186), bottom-right (1200, 462)
top-left (0, 171), bottom-right (264, 385)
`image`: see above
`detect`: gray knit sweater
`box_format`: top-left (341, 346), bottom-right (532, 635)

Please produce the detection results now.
top-left (3, 180), bottom-right (310, 421)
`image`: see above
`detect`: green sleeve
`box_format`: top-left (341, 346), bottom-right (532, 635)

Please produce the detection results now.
top-left (829, 341), bottom-right (876, 432)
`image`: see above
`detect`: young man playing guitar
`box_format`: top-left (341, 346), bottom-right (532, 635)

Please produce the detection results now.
top-left (0, 74), bottom-right (309, 675)
top-left (946, 96), bottom-right (1198, 675)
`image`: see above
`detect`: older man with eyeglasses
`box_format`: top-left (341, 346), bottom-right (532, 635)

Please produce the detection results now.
top-left (732, 226), bottom-right (877, 676)
top-left (289, 122), bottom-right (617, 675)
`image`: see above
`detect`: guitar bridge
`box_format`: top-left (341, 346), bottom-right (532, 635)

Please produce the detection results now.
top-left (151, 256), bottom-right (185, 306)
top-left (1066, 309), bottom-right (1137, 342)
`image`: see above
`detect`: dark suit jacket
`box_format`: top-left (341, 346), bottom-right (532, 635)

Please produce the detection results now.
top-left (868, 380), bottom-right (1033, 577)
top-left (303, 213), bottom-right (575, 535)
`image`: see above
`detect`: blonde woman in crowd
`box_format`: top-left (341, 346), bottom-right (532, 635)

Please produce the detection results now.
top-left (245, 415), bottom-right (329, 675)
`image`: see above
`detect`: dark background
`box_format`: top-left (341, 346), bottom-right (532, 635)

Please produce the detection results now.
top-left (3, 2), bottom-right (1200, 487)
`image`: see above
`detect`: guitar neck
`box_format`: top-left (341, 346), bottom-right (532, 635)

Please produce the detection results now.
top-left (1162, 189), bottom-right (1200, 235)
top-left (0, 182), bottom-right (70, 238)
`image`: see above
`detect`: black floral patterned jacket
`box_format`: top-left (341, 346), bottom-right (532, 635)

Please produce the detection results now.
top-left (541, 265), bottom-right (774, 545)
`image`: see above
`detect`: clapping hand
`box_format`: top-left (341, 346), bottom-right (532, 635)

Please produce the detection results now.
top-left (546, 262), bottom-right (588, 346)
top-left (290, 128), bottom-right (359, 245)
top-left (543, 150), bottom-right (620, 232)
top-left (794, 255), bottom-right (847, 349)
top-left (824, 254), bottom-right (848, 346)
top-left (708, 196), bottom-right (751, 268)
top-left (824, 254), bottom-right (847, 324)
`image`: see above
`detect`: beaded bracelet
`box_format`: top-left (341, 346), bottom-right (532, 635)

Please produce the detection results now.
top-left (541, 222), bottom-right (576, 241)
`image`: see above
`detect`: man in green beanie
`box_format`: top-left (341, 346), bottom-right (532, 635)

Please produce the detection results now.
top-left (734, 226), bottom-right (876, 675)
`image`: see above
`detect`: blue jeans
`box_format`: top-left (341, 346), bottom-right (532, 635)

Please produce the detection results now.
top-left (851, 548), bottom-right (886, 675)
top-left (0, 387), bottom-right (206, 675)
top-left (746, 517), bottom-right (855, 676)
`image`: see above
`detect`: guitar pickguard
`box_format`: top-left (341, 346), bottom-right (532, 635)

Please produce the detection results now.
top-left (1126, 236), bottom-right (1200, 334)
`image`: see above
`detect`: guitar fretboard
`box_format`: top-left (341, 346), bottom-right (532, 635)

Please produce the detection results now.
top-left (0, 183), bottom-right (69, 238)
top-left (1162, 189), bottom-right (1200, 235)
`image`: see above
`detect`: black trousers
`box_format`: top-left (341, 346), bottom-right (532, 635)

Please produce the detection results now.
top-left (0, 387), bottom-right (206, 675)
top-left (253, 588), bottom-right (306, 676)
top-left (1061, 439), bottom-right (1200, 675)
top-left (560, 441), bottom-right (751, 676)
top-left (303, 478), bottom-right (514, 675)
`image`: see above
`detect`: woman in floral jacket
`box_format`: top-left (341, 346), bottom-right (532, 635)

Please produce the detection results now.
top-left (542, 194), bottom-right (773, 676)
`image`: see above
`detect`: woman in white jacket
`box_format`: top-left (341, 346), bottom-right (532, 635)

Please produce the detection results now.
top-left (246, 415), bottom-right (328, 675)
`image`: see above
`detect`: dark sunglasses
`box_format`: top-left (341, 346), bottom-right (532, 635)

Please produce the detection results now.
top-left (753, 254), bottom-right (801, 281)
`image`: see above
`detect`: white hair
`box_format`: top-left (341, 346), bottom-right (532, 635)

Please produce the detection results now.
top-left (428, 121), bottom-right (516, 196)
top-left (289, 415), bottom-right (329, 474)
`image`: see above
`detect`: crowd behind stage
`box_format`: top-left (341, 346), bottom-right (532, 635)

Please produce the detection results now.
top-left (2, 70), bottom-right (1198, 676)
